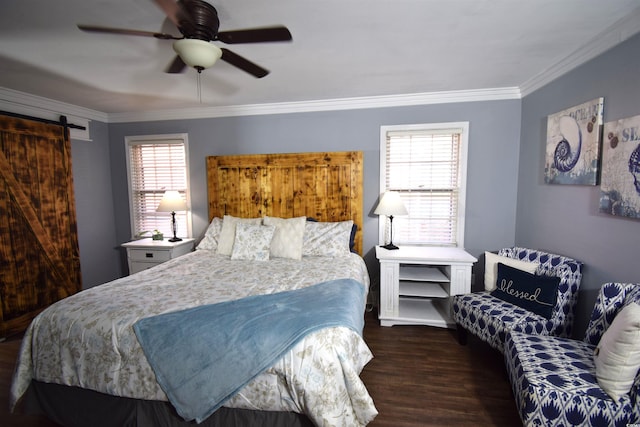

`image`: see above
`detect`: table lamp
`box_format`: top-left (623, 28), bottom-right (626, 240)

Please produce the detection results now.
top-left (156, 190), bottom-right (187, 242)
top-left (374, 191), bottom-right (408, 250)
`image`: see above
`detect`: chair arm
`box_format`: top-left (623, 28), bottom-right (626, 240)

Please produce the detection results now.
top-left (584, 282), bottom-right (640, 346)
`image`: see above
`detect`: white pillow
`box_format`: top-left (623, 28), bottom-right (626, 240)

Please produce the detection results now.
top-left (594, 302), bottom-right (640, 400)
top-left (216, 215), bottom-right (262, 256)
top-left (302, 220), bottom-right (353, 257)
top-left (230, 224), bottom-right (275, 261)
top-left (484, 251), bottom-right (539, 291)
top-left (195, 217), bottom-right (222, 251)
top-left (262, 216), bottom-right (306, 260)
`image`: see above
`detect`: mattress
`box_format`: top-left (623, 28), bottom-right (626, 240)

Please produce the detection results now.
top-left (11, 250), bottom-right (377, 426)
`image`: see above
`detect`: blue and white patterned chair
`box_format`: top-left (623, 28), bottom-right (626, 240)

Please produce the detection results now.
top-left (451, 247), bottom-right (583, 353)
top-left (504, 282), bottom-right (640, 427)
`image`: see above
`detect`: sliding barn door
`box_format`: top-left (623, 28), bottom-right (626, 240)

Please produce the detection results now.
top-left (0, 114), bottom-right (81, 339)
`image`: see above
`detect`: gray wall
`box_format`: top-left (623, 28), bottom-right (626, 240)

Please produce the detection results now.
top-left (107, 99), bottom-right (522, 288)
top-left (70, 120), bottom-right (121, 287)
top-left (517, 32), bottom-right (640, 336)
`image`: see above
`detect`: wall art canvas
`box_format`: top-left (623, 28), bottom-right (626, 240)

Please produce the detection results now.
top-left (599, 114), bottom-right (640, 219)
top-left (544, 97), bottom-right (604, 185)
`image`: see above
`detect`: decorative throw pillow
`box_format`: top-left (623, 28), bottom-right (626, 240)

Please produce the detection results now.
top-left (484, 251), bottom-right (539, 291)
top-left (230, 224), bottom-right (275, 261)
top-left (307, 217), bottom-right (358, 253)
top-left (594, 302), bottom-right (640, 400)
top-left (216, 215), bottom-right (262, 256)
top-left (302, 220), bottom-right (353, 257)
top-left (262, 216), bottom-right (306, 260)
top-left (195, 217), bottom-right (223, 251)
top-left (490, 263), bottom-right (560, 319)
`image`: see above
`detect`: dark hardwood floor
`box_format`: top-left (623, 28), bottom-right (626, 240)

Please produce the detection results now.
top-left (1, 310), bottom-right (521, 426)
top-left (360, 310), bottom-right (521, 426)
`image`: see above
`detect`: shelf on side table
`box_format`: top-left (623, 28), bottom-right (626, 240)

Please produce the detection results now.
top-left (391, 297), bottom-right (453, 328)
top-left (399, 281), bottom-right (449, 298)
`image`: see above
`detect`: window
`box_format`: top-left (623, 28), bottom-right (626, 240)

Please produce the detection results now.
top-left (125, 134), bottom-right (191, 239)
top-left (379, 122), bottom-right (469, 247)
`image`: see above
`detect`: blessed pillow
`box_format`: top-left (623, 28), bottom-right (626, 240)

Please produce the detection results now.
top-left (302, 220), bottom-right (353, 257)
top-left (484, 251), bottom-right (539, 291)
top-left (490, 263), bottom-right (560, 319)
top-left (594, 302), bottom-right (640, 401)
top-left (230, 224), bottom-right (275, 261)
top-left (195, 217), bottom-right (223, 251)
top-left (262, 216), bottom-right (306, 260)
top-left (216, 215), bottom-right (262, 256)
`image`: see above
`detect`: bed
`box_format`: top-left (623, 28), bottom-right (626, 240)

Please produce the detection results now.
top-left (10, 151), bottom-right (377, 426)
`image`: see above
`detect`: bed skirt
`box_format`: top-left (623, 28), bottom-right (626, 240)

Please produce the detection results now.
top-left (20, 381), bottom-right (314, 427)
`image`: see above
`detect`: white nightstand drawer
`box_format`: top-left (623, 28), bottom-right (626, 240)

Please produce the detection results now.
top-left (128, 249), bottom-right (171, 263)
top-left (122, 238), bottom-right (195, 276)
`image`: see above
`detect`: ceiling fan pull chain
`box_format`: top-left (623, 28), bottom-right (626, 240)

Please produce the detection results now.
top-left (197, 72), bottom-right (202, 104)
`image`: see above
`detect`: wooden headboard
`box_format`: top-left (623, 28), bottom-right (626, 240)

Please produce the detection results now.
top-left (206, 151), bottom-right (363, 255)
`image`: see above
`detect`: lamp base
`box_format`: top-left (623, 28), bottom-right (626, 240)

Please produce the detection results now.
top-left (381, 243), bottom-right (399, 250)
top-left (168, 237), bottom-right (183, 242)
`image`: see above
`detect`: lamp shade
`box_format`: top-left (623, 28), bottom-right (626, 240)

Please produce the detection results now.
top-left (374, 191), bottom-right (408, 216)
top-left (156, 191), bottom-right (187, 213)
top-left (173, 39), bottom-right (222, 70)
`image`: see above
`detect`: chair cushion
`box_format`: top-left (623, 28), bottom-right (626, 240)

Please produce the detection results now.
top-left (452, 292), bottom-right (552, 353)
top-left (505, 330), bottom-right (637, 427)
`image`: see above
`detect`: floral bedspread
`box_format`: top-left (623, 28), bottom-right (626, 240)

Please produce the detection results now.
top-left (11, 251), bottom-right (378, 426)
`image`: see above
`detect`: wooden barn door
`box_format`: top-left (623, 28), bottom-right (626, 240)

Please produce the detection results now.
top-left (0, 114), bottom-right (81, 339)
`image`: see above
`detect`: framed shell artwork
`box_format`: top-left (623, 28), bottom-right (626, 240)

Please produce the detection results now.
top-left (544, 97), bottom-right (604, 185)
top-left (599, 114), bottom-right (640, 219)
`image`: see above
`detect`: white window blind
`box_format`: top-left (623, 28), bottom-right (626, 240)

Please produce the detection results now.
top-left (380, 124), bottom-right (468, 247)
top-left (126, 134), bottom-right (190, 239)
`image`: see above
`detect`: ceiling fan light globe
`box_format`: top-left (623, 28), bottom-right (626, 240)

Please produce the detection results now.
top-left (173, 39), bottom-right (222, 70)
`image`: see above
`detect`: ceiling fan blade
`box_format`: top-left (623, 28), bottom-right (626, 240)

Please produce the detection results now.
top-left (165, 55), bottom-right (187, 73)
top-left (154, 0), bottom-right (195, 31)
top-left (77, 24), bottom-right (182, 40)
top-left (220, 48), bottom-right (269, 78)
top-left (217, 26), bottom-right (292, 44)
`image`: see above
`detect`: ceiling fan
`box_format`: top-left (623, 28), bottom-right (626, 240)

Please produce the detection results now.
top-left (77, 0), bottom-right (292, 78)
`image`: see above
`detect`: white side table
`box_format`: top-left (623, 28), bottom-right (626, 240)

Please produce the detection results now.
top-left (376, 245), bottom-right (477, 328)
top-left (121, 238), bottom-right (195, 275)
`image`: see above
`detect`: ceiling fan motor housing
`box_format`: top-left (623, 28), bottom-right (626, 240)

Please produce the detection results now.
top-left (179, 0), bottom-right (220, 41)
top-left (77, 0), bottom-right (292, 77)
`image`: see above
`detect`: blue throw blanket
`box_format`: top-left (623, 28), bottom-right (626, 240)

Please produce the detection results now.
top-left (133, 278), bottom-right (366, 423)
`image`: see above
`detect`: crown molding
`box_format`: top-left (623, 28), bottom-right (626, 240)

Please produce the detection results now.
top-left (107, 87), bottom-right (522, 123)
top-left (0, 87), bottom-right (108, 122)
top-left (1, 85), bottom-right (520, 125)
top-left (520, 7), bottom-right (640, 97)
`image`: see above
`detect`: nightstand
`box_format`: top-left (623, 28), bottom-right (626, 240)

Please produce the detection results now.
top-left (121, 238), bottom-right (195, 275)
top-left (376, 245), bottom-right (477, 328)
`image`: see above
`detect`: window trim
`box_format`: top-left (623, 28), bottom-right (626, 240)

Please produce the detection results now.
top-left (378, 122), bottom-right (469, 248)
top-left (124, 133), bottom-right (192, 239)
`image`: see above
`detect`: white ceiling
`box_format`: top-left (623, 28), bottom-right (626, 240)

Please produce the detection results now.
top-left (1, 0), bottom-right (639, 117)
